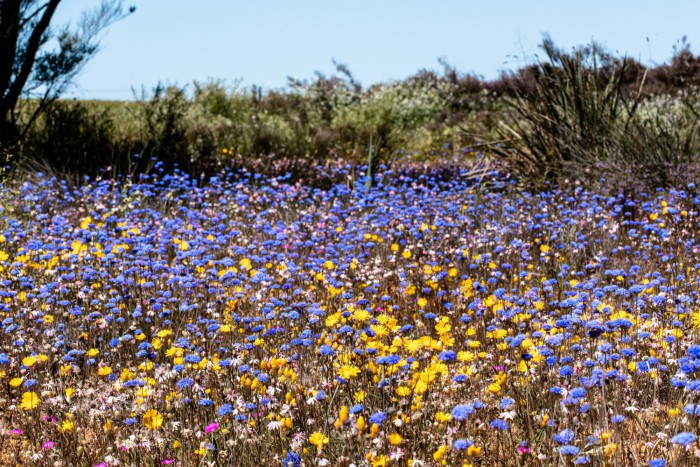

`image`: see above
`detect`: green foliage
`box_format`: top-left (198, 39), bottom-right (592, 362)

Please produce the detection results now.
top-left (12, 43), bottom-right (700, 181)
top-left (20, 100), bottom-right (119, 175)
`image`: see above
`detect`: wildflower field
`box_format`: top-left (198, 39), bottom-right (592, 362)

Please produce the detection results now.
top-left (1, 162), bottom-right (700, 467)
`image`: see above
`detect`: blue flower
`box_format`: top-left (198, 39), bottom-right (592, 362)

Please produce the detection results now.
top-left (368, 411), bottom-right (386, 425)
top-left (217, 404), bottom-right (232, 416)
top-left (499, 397), bottom-right (514, 410)
top-left (553, 429), bottom-right (575, 444)
top-left (559, 365), bottom-right (574, 377)
top-left (648, 460), bottom-right (666, 467)
top-left (283, 452), bottom-right (301, 467)
top-left (671, 432), bottom-right (696, 445)
top-left (177, 377), bottom-right (194, 390)
top-left (454, 439), bottom-right (472, 450)
top-left (610, 415), bottom-right (626, 424)
top-left (451, 404), bottom-right (474, 420)
top-left (438, 350), bottom-right (456, 362)
top-left (560, 445), bottom-right (579, 456)
top-left (490, 419), bottom-right (509, 430)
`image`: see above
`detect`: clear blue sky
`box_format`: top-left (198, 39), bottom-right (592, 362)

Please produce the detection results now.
top-left (53, 0), bottom-right (700, 100)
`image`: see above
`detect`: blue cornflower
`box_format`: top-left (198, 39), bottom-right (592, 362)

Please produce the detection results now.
top-left (438, 351), bottom-right (457, 362)
top-left (217, 404), bottom-right (232, 416)
top-left (671, 432), bottom-right (696, 445)
top-left (560, 445), bottom-right (579, 456)
top-left (490, 419), bottom-right (509, 430)
top-left (369, 411), bottom-right (386, 425)
top-left (499, 397), bottom-right (514, 410)
top-left (283, 452), bottom-right (301, 467)
top-left (318, 344), bottom-right (335, 356)
top-left (124, 418), bottom-right (137, 426)
top-left (177, 378), bottom-right (194, 390)
top-left (454, 439), bottom-right (472, 450)
top-left (451, 404), bottom-right (474, 420)
top-left (453, 374), bottom-right (467, 383)
top-left (610, 415), bottom-right (626, 423)
top-left (23, 378), bottom-right (38, 387)
top-left (649, 459), bottom-right (666, 467)
top-left (553, 429), bottom-right (575, 444)
top-left (349, 404), bottom-right (364, 414)
top-left (376, 355), bottom-right (400, 365)
top-left (559, 365), bottom-right (574, 377)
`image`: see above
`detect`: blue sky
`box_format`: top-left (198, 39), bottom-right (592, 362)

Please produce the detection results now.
top-left (53, 0), bottom-right (700, 100)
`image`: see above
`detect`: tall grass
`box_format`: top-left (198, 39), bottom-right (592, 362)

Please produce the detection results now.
top-left (489, 37), bottom-right (700, 188)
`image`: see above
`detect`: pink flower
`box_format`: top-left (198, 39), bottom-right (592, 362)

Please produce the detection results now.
top-left (11, 429), bottom-right (22, 436)
top-left (42, 440), bottom-right (55, 450)
top-left (205, 422), bottom-right (218, 433)
top-left (161, 460), bottom-right (174, 465)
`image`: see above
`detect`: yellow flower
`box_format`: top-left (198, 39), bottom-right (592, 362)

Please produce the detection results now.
top-left (98, 366), bottom-right (112, 376)
top-left (60, 419), bottom-right (74, 432)
top-left (603, 443), bottom-right (617, 456)
top-left (417, 297), bottom-right (427, 308)
top-left (21, 355), bottom-right (37, 367)
top-left (389, 433), bottom-right (403, 445)
top-left (338, 364), bottom-right (360, 380)
top-left (143, 409), bottom-right (164, 429)
top-left (433, 445), bottom-right (447, 461)
top-left (339, 405), bottom-right (349, 423)
top-left (435, 412), bottom-right (452, 423)
top-left (10, 377), bottom-right (22, 387)
top-left (19, 391), bottom-right (39, 410)
top-left (357, 416), bottom-right (366, 431)
top-left (692, 311), bottom-right (700, 328)
top-left (488, 382), bottom-right (502, 393)
top-left (308, 432), bottom-right (329, 452)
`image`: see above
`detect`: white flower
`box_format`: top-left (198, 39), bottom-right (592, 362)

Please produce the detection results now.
top-left (267, 421), bottom-right (281, 431)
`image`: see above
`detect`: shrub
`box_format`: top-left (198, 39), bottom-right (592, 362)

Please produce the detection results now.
top-left (489, 37), bottom-right (700, 188)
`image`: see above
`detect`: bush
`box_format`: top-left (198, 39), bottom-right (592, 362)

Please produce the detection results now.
top-left (21, 100), bottom-right (122, 176)
top-left (490, 36), bottom-right (700, 188)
